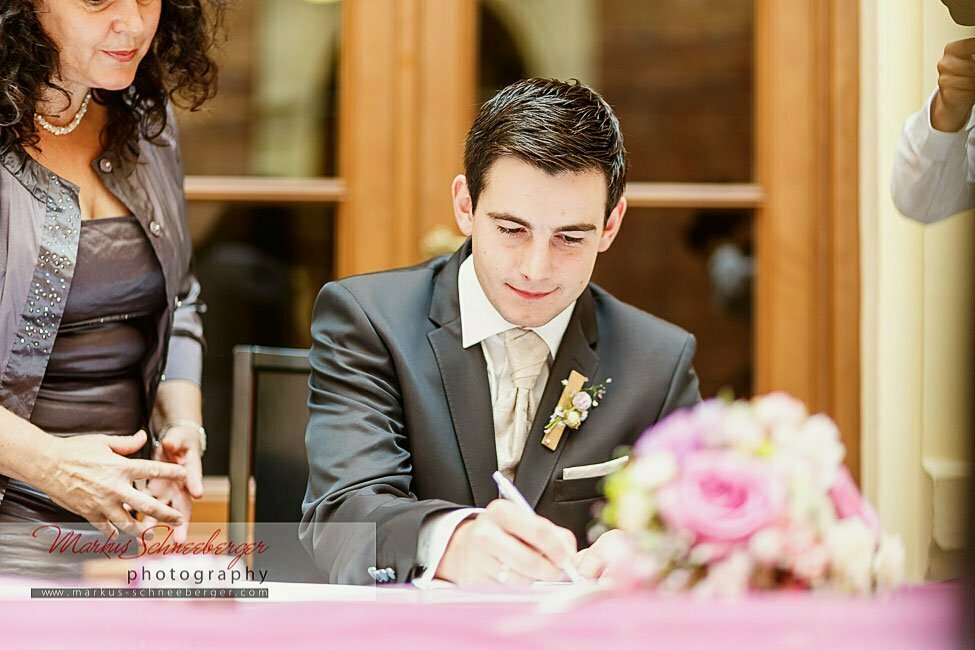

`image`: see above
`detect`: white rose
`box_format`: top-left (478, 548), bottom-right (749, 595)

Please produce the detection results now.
top-left (748, 527), bottom-right (785, 566)
top-left (754, 392), bottom-right (808, 429)
top-left (564, 409), bottom-right (583, 429)
top-left (659, 567), bottom-right (693, 594)
top-left (631, 453), bottom-right (677, 491)
top-left (780, 462), bottom-right (816, 516)
top-left (694, 552), bottom-right (753, 598)
top-left (727, 406), bottom-right (765, 451)
top-left (773, 414), bottom-right (844, 493)
top-left (872, 534), bottom-right (906, 589)
top-left (824, 518), bottom-right (875, 593)
top-left (791, 543), bottom-right (830, 585)
top-left (617, 490), bottom-right (654, 533)
top-left (705, 403), bottom-right (764, 451)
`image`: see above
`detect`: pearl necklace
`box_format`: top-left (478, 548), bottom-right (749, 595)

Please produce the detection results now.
top-left (35, 91), bottom-right (93, 136)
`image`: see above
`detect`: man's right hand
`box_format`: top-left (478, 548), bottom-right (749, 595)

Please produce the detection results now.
top-left (933, 37), bottom-right (975, 132)
top-left (434, 498), bottom-right (577, 586)
top-left (33, 430), bottom-right (188, 539)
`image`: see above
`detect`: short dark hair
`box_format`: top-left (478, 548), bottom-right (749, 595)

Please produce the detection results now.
top-left (0, 0), bottom-right (225, 156)
top-left (463, 78), bottom-right (628, 220)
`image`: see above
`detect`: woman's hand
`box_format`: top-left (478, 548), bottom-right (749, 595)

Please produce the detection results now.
top-left (141, 425), bottom-right (204, 543)
top-left (34, 430), bottom-right (187, 539)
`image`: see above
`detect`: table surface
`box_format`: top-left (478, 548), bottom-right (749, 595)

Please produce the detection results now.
top-left (0, 579), bottom-right (965, 650)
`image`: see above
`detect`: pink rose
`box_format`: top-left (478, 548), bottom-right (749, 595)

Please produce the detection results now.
top-left (572, 391), bottom-right (593, 411)
top-left (657, 451), bottom-right (786, 545)
top-left (636, 400), bottom-right (725, 460)
top-left (829, 465), bottom-right (881, 541)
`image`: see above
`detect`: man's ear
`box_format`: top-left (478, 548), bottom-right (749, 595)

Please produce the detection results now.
top-left (452, 175), bottom-right (474, 236)
top-left (598, 197), bottom-right (626, 253)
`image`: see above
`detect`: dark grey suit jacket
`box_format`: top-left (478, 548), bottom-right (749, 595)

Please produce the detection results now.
top-left (300, 242), bottom-right (700, 584)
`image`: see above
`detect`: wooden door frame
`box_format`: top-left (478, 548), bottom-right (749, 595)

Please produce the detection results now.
top-left (336, 0), bottom-right (477, 276)
top-left (755, 0), bottom-right (861, 478)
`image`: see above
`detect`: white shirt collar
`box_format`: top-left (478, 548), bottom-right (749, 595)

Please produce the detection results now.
top-left (458, 254), bottom-right (575, 357)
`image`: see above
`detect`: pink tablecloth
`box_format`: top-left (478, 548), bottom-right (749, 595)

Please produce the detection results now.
top-left (2, 583), bottom-right (964, 650)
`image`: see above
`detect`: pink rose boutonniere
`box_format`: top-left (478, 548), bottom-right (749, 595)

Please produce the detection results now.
top-left (540, 371), bottom-right (611, 451)
top-left (544, 377), bottom-right (611, 434)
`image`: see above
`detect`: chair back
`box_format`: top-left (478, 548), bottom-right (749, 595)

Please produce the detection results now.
top-left (229, 345), bottom-right (318, 582)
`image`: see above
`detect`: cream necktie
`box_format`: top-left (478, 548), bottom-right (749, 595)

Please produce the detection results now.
top-left (494, 328), bottom-right (550, 482)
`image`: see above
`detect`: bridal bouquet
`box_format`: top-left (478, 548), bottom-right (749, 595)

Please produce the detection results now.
top-left (598, 393), bottom-right (905, 596)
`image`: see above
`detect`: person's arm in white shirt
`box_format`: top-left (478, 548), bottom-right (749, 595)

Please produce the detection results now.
top-left (412, 508), bottom-right (484, 588)
top-left (891, 88), bottom-right (975, 224)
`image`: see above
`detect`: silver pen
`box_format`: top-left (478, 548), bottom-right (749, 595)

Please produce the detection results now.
top-left (491, 470), bottom-right (586, 584)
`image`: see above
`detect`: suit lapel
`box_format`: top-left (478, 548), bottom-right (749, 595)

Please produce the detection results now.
top-left (428, 322), bottom-right (498, 507)
top-left (514, 289), bottom-right (599, 508)
top-left (428, 242), bottom-right (498, 507)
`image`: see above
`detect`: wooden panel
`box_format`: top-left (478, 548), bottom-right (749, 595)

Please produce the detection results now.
top-left (184, 178), bottom-right (763, 209)
top-left (192, 476), bottom-right (230, 523)
top-left (336, 0), bottom-right (400, 276)
top-left (827, 0), bottom-right (861, 479)
top-left (755, 0), bottom-right (818, 404)
top-left (417, 0), bottom-right (477, 244)
top-left (185, 176), bottom-right (345, 203)
top-left (624, 182), bottom-right (765, 209)
top-left (756, 0), bottom-right (860, 479)
top-left (336, 0), bottom-right (477, 278)
top-left (393, 0), bottom-right (422, 271)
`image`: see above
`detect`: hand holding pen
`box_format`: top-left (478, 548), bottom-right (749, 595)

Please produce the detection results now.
top-left (433, 472), bottom-right (585, 586)
top-left (492, 471), bottom-right (586, 584)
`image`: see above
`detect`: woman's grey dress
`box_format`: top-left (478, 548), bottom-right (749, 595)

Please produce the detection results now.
top-left (0, 216), bottom-right (165, 577)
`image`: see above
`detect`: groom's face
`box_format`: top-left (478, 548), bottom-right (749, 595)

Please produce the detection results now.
top-left (453, 156), bottom-right (625, 328)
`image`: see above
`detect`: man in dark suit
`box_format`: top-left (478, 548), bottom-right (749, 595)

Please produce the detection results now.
top-left (300, 78), bottom-right (700, 586)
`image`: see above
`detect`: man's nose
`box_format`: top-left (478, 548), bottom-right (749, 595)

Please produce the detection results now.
top-left (519, 239), bottom-right (553, 283)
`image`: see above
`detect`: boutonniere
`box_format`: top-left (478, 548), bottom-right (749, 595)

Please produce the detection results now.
top-left (541, 370), bottom-right (612, 451)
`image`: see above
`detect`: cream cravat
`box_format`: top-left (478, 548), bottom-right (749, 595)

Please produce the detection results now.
top-left (494, 328), bottom-right (550, 481)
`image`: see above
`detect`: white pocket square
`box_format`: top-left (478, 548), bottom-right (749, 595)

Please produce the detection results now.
top-left (561, 455), bottom-right (629, 480)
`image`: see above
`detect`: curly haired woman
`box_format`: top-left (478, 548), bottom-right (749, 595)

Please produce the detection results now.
top-left (0, 0), bottom-right (224, 575)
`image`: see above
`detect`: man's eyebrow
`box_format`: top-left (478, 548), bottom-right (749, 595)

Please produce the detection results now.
top-left (488, 212), bottom-right (598, 233)
top-left (553, 222), bottom-right (598, 233)
top-left (488, 212), bottom-right (532, 229)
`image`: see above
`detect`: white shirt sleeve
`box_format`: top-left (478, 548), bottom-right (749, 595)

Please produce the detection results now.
top-left (412, 507), bottom-right (484, 589)
top-left (891, 89), bottom-right (975, 224)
